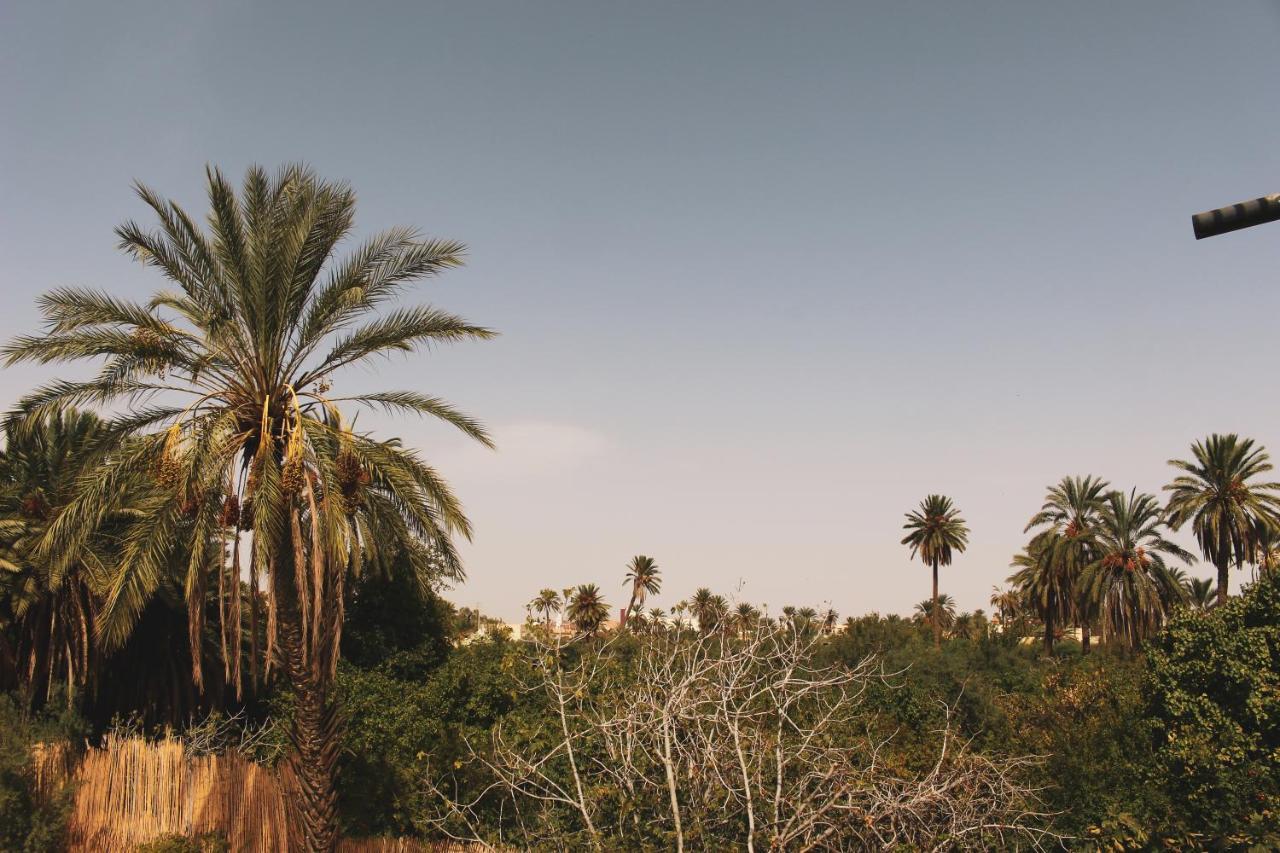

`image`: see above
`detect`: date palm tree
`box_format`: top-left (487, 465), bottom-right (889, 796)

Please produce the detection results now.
top-left (913, 594), bottom-right (956, 635)
top-left (530, 589), bottom-right (561, 627)
top-left (902, 495), bottom-right (969, 648)
top-left (0, 409), bottom-right (115, 706)
top-left (1253, 517), bottom-right (1280, 576)
top-left (1081, 489), bottom-right (1192, 650)
top-left (989, 585), bottom-right (1022, 633)
top-left (1009, 536), bottom-right (1073, 654)
top-left (691, 584), bottom-right (721, 630)
top-left (1165, 434), bottom-right (1280, 607)
top-left (567, 584), bottom-right (610, 636)
top-left (1024, 475), bottom-right (1109, 653)
top-left (794, 606), bottom-right (820, 635)
top-left (621, 555), bottom-right (660, 629)
top-left (1185, 576), bottom-right (1216, 611)
top-left (732, 602), bottom-right (760, 637)
top-left (2, 166), bottom-right (493, 852)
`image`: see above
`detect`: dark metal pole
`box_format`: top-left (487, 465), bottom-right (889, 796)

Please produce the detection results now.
top-left (1191, 193), bottom-right (1280, 239)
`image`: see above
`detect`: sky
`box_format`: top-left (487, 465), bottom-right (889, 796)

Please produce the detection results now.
top-left (4, 1), bottom-right (1280, 621)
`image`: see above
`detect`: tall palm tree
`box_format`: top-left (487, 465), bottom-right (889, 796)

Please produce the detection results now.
top-left (1081, 489), bottom-right (1192, 650)
top-left (1024, 475), bottom-right (1109, 653)
top-left (2, 166), bottom-right (493, 852)
top-left (530, 589), bottom-right (561, 627)
top-left (567, 584), bottom-right (610, 636)
top-left (621, 555), bottom-right (660, 629)
top-left (902, 495), bottom-right (969, 648)
top-left (1165, 434), bottom-right (1280, 607)
top-left (913, 594), bottom-right (957, 635)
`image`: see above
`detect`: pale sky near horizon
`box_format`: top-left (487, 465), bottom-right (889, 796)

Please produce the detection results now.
top-left (4, 1), bottom-right (1280, 621)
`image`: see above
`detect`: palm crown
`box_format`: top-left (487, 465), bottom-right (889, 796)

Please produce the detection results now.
top-left (901, 495), bottom-right (969, 567)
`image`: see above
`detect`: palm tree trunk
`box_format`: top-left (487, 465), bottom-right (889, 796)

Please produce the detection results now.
top-left (1216, 555), bottom-right (1229, 608)
top-left (622, 588), bottom-right (638, 631)
top-left (274, 526), bottom-right (340, 853)
top-left (932, 560), bottom-right (941, 649)
top-left (1043, 606), bottom-right (1054, 655)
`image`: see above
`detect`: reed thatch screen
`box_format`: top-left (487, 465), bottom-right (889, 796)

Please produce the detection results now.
top-left (30, 736), bottom-right (473, 852)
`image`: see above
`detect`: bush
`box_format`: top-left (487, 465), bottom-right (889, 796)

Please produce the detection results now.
top-left (0, 694), bottom-right (84, 853)
top-left (337, 636), bottom-right (525, 837)
top-left (1142, 575), bottom-right (1280, 846)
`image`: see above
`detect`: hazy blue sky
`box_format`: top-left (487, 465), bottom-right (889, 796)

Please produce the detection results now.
top-left (4, 1), bottom-right (1280, 620)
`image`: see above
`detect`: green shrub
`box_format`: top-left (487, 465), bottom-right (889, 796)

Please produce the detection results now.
top-left (0, 693), bottom-right (84, 853)
top-left (1143, 575), bottom-right (1280, 846)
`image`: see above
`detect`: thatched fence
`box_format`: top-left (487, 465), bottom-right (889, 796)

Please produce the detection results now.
top-left (30, 736), bottom-right (477, 852)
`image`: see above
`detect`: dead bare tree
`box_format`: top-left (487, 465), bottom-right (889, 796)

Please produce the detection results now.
top-left (420, 623), bottom-right (1061, 850)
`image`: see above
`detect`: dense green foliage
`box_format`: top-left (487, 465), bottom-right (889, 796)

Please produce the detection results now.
top-left (302, 577), bottom-right (1280, 847)
top-left (1144, 575), bottom-right (1280, 846)
top-left (0, 696), bottom-right (82, 852)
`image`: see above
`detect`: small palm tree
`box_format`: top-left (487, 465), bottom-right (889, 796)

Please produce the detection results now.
top-left (902, 495), bottom-right (969, 648)
top-left (1185, 576), bottom-right (1217, 611)
top-left (567, 584), bottom-right (610, 636)
top-left (913, 594), bottom-right (956, 634)
top-left (1165, 434), bottom-right (1280, 606)
top-left (691, 587), bottom-right (722, 633)
top-left (1009, 535), bottom-right (1074, 655)
top-left (793, 606), bottom-right (819, 634)
top-left (989, 585), bottom-right (1021, 628)
top-left (1253, 518), bottom-right (1280, 576)
top-left (731, 602), bottom-right (759, 636)
top-left (646, 607), bottom-right (668, 634)
top-left (3, 166), bottom-right (494, 851)
top-left (530, 589), bottom-right (561, 627)
top-left (1082, 489), bottom-right (1192, 650)
top-left (821, 608), bottom-right (839, 635)
top-left (621, 555), bottom-right (660, 629)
